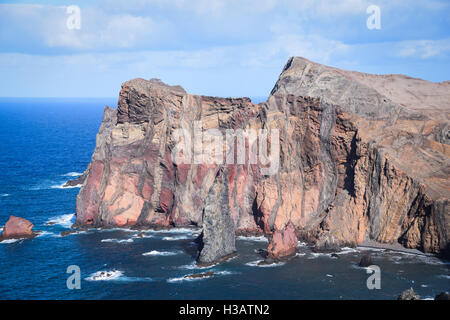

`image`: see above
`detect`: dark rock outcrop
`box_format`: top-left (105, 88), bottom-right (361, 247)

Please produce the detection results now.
top-left (184, 271), bottom-right (214, 279)
top-left (74, 58), bottom-right (450, 261)
top-left (197, 169), bottom-right (236, 265)
top-left (63, 172), bottom-right (87, 188)
top-left (397, 288), bottom-right (420, 300)
top-left (434, 292), bottom-right (450, 300)
top-left (359, 255), bottom-right (373, 267)
top-left (0, 215), bottom-right (37, 240)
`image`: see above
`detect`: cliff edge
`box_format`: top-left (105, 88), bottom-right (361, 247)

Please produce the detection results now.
top-left (74, 58), bottom-right (450, 263)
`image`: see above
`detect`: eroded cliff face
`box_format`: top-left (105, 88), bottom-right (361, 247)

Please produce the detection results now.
top-left (75, 58), bottom-right (450, 263)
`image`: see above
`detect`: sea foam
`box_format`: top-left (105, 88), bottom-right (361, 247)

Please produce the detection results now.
top-left (143, 250), bottom-right (180, 256)
top-left (101, 238), bottom-right (134, 244)
top-left (46, 213), bottom-right (75, 228)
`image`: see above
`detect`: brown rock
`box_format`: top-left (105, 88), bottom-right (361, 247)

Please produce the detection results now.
top-left (397, 288), bottom-right (420, 300)
top-left (63, 172), bottom-right (87, 188)
top-left (267, 223), bottom-right (298, 259)
top-left (434, 292), bottom-right (450, 300)
top-left (0, 215), bottom-right (37, 240)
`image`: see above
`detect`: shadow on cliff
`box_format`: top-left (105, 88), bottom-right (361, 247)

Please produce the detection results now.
top-left (177, 234), bottom-right (202, 261)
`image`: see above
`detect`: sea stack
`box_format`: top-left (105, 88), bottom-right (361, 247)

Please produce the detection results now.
top-left (0, 215), bottom-right (37, 240)
top-left (197, 168), bottom-right (236, 265)
top-left (74, 57), bottom-right (450, 262)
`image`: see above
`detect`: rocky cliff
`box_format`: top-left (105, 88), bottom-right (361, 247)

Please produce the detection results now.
top-left (74, 57), bottom-right (450, 263)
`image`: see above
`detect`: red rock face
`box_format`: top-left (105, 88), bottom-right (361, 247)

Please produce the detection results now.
top-left (74, 60), bottom-right (450, 259)
top-left (267, 223), bottom-right (297, 259)
top-left (75, 160), bottom-right (104, 225)
top-left (0, 215), bottom-right (35, 239)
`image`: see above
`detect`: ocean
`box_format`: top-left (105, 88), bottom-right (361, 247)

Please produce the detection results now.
top-left (0, 98), bottom-right (448, 300)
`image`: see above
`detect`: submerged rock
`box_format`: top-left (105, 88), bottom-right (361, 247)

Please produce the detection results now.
top-left (63, 173), bottom-right (86, 188)
top-left (397, 288), bottom-right (420, 300)
top-left (184, 271), bottom-right (214, 279)
top-left (434, 292), bottom-right (450, 300)
top-left (359, 255), bottom-right (373, 267)
top-left (0, 215), bottom-right (37, 240)
top-left (60, 227), bottom-right (88, 237)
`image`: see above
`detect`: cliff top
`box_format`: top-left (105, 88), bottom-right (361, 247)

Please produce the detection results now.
top-left (272, 56), bottom-right (450, 122)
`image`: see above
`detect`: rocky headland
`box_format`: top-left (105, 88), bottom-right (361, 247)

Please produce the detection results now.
top-left (73, 57), bottom-right (450, 264)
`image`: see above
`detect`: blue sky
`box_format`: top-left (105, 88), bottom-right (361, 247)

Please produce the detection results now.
top-left (0, 0), bottom-right (449, 97)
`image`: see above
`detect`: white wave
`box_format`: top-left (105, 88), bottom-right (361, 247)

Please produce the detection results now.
top-left (101, 238), bottom-right (134, 244)
top-left (236, 235), bottom-right (268, 242)
top-left (85, 270), bottom-right (153, 282)
top-left (215, 270), bottom-right (235, 276)
top-left (0, 238), bottom-right (21, 244)
top-left (162, 235), bottom-right (191, 241)
top-left (386, 252), bottom-right (449, 266)
top-left (167, 270), bottom-right (234, 283)
top-left (96, 227), bottom-right (138, 233)
top-left (85, 270), bottom-right (123, 281)
top-left (335, 247), bottom-right (359, 255)
top-left (295, 252), bottom-right (306, 257)
top-left (326, 274), bottom-right (334, 277)
top-left (420, 284), bottom-right (429, 287)
top-left (179, 262), bottom-right (217, 270)
top-left (143, 250), bottom-right (180, 256)
top-left (167, 274), bottom-right (213, 283)
top-left (357, 246), bottom-right (387, 252)
top-left (46, 213), bottom-right (75, 228)
top-left (148, 228), bottom-right (201, 235)
top-left (307, 252), bottom-right (332, 259)
top-left (350, 264), bottom-right (372, 271)
top-left (36, 231), bottom-right (58, 238)
top-left (29, 180), bottom-right (81, 190)
top-left (297, 241), bottom-right (307, 247)
top-left (50, 183), bottom-right (82, 189)
top-left (58, 230), bottom-right (87, 237)
top-left (416, 255), bottom-right (450, 266)
top-left (62, 172), bottom-right (83, 177)
top-left (438, 274), bottom-right (450, 279)
top-left (245, 259), bottom-right (285, 267)
top-left (1, 194), bottom-right (9, 197)
top-left (132, 233), bottom-right (154, 239)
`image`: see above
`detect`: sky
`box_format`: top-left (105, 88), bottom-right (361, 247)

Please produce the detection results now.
top-left (0, 0), bottom-right (449, 98)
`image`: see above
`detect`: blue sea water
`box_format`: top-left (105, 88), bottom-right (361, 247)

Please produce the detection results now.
top-left (0, 97), bottom-right (448, 300)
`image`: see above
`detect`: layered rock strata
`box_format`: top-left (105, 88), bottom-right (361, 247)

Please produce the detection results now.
top-left (75, 58), bottom-right (450, 263)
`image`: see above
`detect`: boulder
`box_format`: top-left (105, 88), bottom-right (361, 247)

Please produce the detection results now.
top-left (267, 223), bottom-right (298, 259)
top-left (397, 288), bottom-right (420, 300)
top-left (434, 292), bottom-right (450, 300)
top-left (359, 255), bottom-right (373, 267)
top-left (0, 215), bottom-right (37, 240)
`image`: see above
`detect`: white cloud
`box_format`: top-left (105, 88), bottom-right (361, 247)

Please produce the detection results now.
top-left (396, 39), bottom-right (450, 59)
top-left (0, 4), bottom-right (161, 51)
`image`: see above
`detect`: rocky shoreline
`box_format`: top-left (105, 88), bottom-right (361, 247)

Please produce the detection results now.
top-left (72, 57), bottom-right (449, 265)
